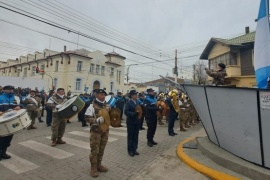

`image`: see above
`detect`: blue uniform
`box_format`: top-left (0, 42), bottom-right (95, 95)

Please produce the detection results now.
top-left (0, 92), bottom-right (20, 160)
top-left (165, 97), bottom-right (178, 135)
top-left (115, 95), bottom-right (125, 119)
top-left (124, 99), bottom-right (140, 154)
top-left (144, 95), bottom-right (159, 143)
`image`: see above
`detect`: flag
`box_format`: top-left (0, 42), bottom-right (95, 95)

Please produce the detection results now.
top-left (254, 0), bottom-right (270, 88)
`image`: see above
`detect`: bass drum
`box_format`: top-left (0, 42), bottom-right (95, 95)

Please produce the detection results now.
top-left (0, 109), bottom-right (31, 136)
top-left (57, 96), bottom-right (85, 119)
top-left (105, 95), bottom-right (116, 108)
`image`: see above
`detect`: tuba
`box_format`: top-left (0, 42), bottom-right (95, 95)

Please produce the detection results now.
top-left (168, 89), bottom-right (180, 113)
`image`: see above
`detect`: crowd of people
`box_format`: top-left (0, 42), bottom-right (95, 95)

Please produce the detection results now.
top-left (0, 84), bottom-right (199, 178)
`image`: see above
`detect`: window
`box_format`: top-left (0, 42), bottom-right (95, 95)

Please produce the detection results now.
top-left (75, 78), bottom-right (82, 91)
top-left (110, 82), bottom-right (114, 92)
top-left (101, 66), bottom-right (105, 75)
top-left (117, 71), bottom-right (121, 84)
top-left (55, 61), bottom-right (59, 72)
top-left (23, 68), bottom-right (27, 77)
top-left (96, 65), bottom-right (100, 74)
top-left (53, 78), bottom-right (58, 89)
top-left (110, 67), bottom-right (114, 77)
top-left (90, 64), bottom-right (95, 73)
top-left (31, 66), bottom-right (36, 76)
top-left (77, 61), bottom-right (82, 72)
top-left (209, 53), bottom-right (238, 69)
top-left (16, 70), bottom-right (20, 77)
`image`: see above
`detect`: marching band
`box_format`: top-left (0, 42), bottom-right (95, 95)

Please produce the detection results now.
top-left (0, 85), bottom-right (200, 177)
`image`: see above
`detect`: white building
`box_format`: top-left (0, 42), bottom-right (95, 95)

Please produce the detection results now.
top-left (0, 47), bottom-right (126, 94)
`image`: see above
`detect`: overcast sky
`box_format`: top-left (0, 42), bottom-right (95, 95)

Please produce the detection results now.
top-left (0, 0), bottom-right (259, 82)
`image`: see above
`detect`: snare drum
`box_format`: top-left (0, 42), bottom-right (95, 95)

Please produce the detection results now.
top-left (105, 95), bottom-right (116, 108)
top-left (57, 96), bottom-right (85, 119)
top-left (0, 109), bottom-right (31, 136)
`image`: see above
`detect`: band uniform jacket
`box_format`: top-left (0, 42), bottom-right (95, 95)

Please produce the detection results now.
top-left (125, 99), bottom-right (140, 125)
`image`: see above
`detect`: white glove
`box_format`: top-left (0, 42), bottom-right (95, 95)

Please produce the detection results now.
top-left (96, 117), bottom-right (104, 124)
top-left (56, 105), bottom-right (62, 109)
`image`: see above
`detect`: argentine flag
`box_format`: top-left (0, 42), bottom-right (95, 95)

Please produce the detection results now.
top-left (254, 0), bottom-right (270, 88)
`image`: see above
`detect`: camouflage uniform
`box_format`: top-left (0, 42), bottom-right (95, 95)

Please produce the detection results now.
top-left (85, 99), bottom-right (110, 177)
top-left (157, 96), bottom-right (165, 125)
top-left (179, 99), bottom-right (190, 130)
top-left (24, 96), bottom-right (41, 129)
top-left (205, 69), bottom-right (227, 85)
top-left (46, 94), bottom-right (68, 141)
top-left (189, 101), bottom-right (196, 125)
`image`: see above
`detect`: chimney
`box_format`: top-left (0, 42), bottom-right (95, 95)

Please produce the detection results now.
top-left (64, 45), bottom-right (66, 52)
top-left (245, 26), bottom-right (250, 34)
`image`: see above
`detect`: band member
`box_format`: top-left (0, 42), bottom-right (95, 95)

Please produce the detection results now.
top-left (165, 91), bottom-right (178, 136)
top-left (157, 93), bottom-right (165, 125)
top-left (144, 88), bottom-right (160, 147)
top-left (125, 90), bottom-right (140, 157)
top-left (46, 88), bottom-right (68, 147)
top-left (115, 92), bottom-right (125, 120)
top-left (205, 63), bottom-right (227, 85)
top-left (85, 89), bottom-right (109, 177)
top-left (0, 85), bottom-right (21, 161)
top-left (45, 90), bottom-right (54, 127)
top-left (79, 93), bottom-right (90, 127)
top-left (137, 93), bottom-right (145, 130)
top-left (24, 90), bottom-right (41, 130)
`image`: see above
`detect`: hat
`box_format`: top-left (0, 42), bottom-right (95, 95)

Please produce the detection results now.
top-left (129, 90), bottom-right (138, 95)
top-left (30, 90), bottom-right (36, 93)
top-left (57, 88), bottom-right (64, 91)
top-left (3, 85), bottom-right (14, 90)
top-left (96, 89), bottom-right (107, 96)
top-left (138, 93), bottom-right (144, 97)
top-left (146, 88), bottom-right (155, 93)
top-left (218, 63), bottom-right (226, 70)
top-left (117, 92), bottom-right (122, 95)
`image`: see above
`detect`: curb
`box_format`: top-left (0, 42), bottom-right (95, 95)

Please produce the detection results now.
top-left (177, 137), bottom-right (240, 180)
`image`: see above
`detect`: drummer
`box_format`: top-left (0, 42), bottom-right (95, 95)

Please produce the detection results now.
top-left (0, 85), bottom-right (21, 161)
top-left (46, 88), bottom-right (68, 147)
top-left (85, 89), bottom-right (110, 177)
top-left (24, 90), bottom-right (41, 130)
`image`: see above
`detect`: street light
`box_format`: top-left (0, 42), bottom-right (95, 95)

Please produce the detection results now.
top-left (40, 71), bottom-right (54, 91)
top-left (126, 64), bottom-right (138, 84)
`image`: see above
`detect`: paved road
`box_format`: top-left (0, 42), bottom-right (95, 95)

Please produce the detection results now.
top-left (0, 117), bottom-right (205, 180)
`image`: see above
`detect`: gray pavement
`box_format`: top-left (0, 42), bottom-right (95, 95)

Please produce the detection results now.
top-left (0, 117), bottom-right (207, 180)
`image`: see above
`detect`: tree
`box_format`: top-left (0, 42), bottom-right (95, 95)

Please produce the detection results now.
top-left (193, 61), bottom-right (208, 85)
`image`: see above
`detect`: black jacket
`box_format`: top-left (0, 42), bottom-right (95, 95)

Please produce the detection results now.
top-left (124, 99), bottom-right (140, 125)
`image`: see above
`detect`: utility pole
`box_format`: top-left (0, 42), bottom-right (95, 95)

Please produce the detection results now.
top-left (174, 49), bottom-right (178, 83)
top-left (126, 64), bottom-right (138, 84)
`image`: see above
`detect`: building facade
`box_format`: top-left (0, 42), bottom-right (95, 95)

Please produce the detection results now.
top-left (0, 47), bottom-right (126, 94)
top-left (200, 27), bottom-right (256, 87)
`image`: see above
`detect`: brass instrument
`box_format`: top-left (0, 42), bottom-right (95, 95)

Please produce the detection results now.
top-left (156, 101), bottom-right (167, 118)
top-left (168, 89), bottom-right (180, 113)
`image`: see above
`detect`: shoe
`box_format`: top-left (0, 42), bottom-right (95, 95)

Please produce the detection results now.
top-left (1, 153), bottom-right (11, 159)
top-left (97, 165), bottom-right (108, 172)
top-left (67, 120), bottom-right (71, 123)
top-left (82, 124), bottom-right (88, 127)
top-left (173, 132), bottom-right (178, 135)
top-left (51, 140), bottom-right (57, 147)
top-left (152, 141), bottom-right (158, 145)
top-left (147, 141), bottom-right (153, 147)
top-left (180, 128), bottom-right (186, 132)
top-left (91, 164), bottom-right (99, 177)
top-left (169, 133), bottom-right (175, 136)
top-left (129, 152), bottom-right (135, 157)
top-left (119, 124), bottom-right (123, 127)
top-left (57, 138), bottom-right (66, 144)
top-left (134, 151), bottom-right (140, 155)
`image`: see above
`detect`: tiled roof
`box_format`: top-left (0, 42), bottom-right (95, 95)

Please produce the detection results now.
top-left (214, 31), bottom-right (255, 46)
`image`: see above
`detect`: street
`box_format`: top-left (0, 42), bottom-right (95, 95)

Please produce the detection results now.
top-left (0, 117), bottom-right (205, 180)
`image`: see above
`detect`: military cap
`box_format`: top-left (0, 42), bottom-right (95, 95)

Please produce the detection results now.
top-left (30, 90), bottom-right (36, 93)
top-left (3, 85), bottom-right (14, 90)
top-left (57, 88), bottom-right (64, 91)
top-left (96, 89), bottom-right (107, 96)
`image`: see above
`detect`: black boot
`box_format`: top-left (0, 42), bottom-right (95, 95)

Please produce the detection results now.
top-left (1, 148), bottom-right (11, 160)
